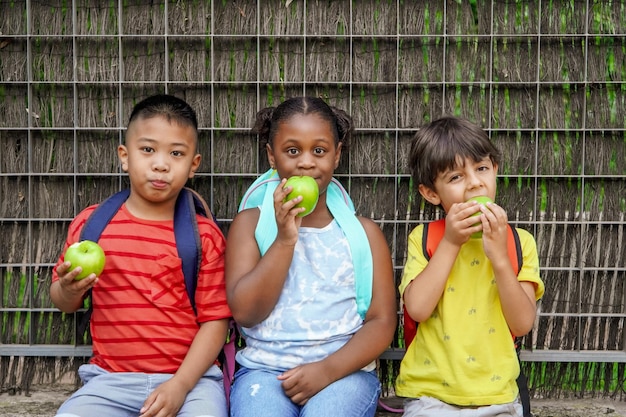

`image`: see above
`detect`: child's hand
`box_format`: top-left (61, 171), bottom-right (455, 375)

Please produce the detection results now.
top-left (278, 362), bottom-right (331, 405)
top-left (273, 178), bottom-right (303, 246)
top-left (444, 200), bottom-right (485, 245)
top-left (139, 377), bottom-right (186, 417)
top-left (475, 201), bottom-right (509, 262)
top-left (55, 261), bottom-right (98, 298)
top-left (50, 261), bottom-right (98, 313)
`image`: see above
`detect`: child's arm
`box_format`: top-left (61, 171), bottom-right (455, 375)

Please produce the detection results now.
top-left (403, 201), bottom-right (479, 323)
top-left (50, 261), bottom-right (98, 313)
top-left (51, 212), bottom-right (99, 313)
top-left (226, 178), bottom-right (303, 328)
top-left (278, 217), bottom-right (396, 405)
top-left (403, 237), bottom-right (459, 323)
top-left (139, 318), bottom-right (229, 417)
top-left (480, 203), bottom-right (538, 336)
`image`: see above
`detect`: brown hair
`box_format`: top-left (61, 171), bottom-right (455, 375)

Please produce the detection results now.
top-left (408, 116), bottom-right (502, 190)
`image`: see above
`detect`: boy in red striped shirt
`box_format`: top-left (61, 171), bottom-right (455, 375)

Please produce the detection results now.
top-left (51, 94), bottom-right (231, 417)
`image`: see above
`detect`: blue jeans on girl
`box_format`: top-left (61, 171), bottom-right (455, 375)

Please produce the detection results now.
top-left (229, 367), bottom-right (381, 417)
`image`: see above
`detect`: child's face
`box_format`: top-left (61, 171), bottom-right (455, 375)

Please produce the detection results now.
top-left (118, 116), bottom-right (201, 211)
top-left (267, 113), bottom-right (341, 194)
top-left (419, 156), bottom-right (498, 213)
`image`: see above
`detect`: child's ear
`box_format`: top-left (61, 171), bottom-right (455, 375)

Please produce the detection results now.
top-left (334, 142), bottom-right (343, 168)
top-left (118, 145), bottom-right (129, 172)
top-left (266, 144), bottom-right (275, 169)
top-left (188, 154), bottom-right (201, 179)
top-left (418, 184), bottom-right (441, 206)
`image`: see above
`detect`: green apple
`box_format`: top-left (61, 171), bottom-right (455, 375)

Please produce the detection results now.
top-left (284, 176), bottom-right (319, 217)
top-left (467, 196), bottom-right (494, 238)
top-left (64, 240), bottom-right (106, 280)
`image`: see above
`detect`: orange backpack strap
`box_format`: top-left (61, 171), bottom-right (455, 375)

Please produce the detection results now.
top-left (422, 218), bottom-right (522, 274)
top-left (402, 219), bottom-right (444, 347)
top-left (422, 219), bottom-right (446, 261)
top-left (507, 225), bottom-right (523, 275)
top-left (403, 219), bottom-right (523, 348)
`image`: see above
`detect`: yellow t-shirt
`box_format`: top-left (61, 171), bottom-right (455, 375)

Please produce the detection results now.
top-left (395, 225), bottom-right (544, 406)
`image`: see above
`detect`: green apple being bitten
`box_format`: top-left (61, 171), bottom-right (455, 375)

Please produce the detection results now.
top-left (467, 196), bottom-right (494, 239)
top-left (64, 240), bottom-right (106, 280)
top-left (284, 176), bottom-right (319, 217)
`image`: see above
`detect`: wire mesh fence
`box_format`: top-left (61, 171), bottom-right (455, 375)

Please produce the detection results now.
top-left (1, 0), bottom-right (625, 395)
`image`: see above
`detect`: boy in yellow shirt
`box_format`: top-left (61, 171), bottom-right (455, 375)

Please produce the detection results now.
top-left (396, 116), bottom-right (544, 417)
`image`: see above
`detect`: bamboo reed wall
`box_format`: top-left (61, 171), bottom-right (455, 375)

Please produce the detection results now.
top-left (1, 0), bottom-right (625, 397)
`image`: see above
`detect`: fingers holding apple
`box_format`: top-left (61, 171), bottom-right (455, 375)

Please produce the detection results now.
top-left (466, 196), bottom-right (494, 238)
top-left (64, 240), bottom-right (106, 280)
top-left (55, 260), bottom-right (82, 281)
top-left (283, 176), bottom-right (319, 217)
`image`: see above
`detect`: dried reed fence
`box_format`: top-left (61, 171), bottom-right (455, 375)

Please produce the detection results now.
top-left (1, 0), bottom-right (625, 400)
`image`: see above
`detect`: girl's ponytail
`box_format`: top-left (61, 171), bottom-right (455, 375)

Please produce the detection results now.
top-left (251, 107), bottom-right (275, 146)
top-left (330, 106), bottom-right (353, 148)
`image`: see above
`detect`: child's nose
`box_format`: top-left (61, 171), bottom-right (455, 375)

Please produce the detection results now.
top-left (152, 155), bottom-right (169, 172)
top-left (297, 153), bottom-right (315, 168)
top-left (466, 172), bottom-right (482, 188)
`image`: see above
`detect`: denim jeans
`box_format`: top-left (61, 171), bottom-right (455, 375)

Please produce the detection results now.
top-left (55, 364), bottom-right (227, 417)
top-left (229, 367), bottom-right (381, 417)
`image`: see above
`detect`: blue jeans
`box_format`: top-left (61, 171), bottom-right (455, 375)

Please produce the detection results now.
top-left (229, 367), bottom-right (381, 417)
top-left (55, 364), bottom-right (227, 417)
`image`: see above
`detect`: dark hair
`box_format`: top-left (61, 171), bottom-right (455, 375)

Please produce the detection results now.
top-left (128, 94), bottom-right (198, 131)
top-left (408, 116), bottom-right (502, 190)
top-left (251, 96), bottom-right (353, 149)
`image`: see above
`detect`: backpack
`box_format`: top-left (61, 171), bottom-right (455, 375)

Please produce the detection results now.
top-left (77, 187), bottom-right (236, 405)
top-left (391, 219), bottom-right (531, 416)
top-left (238, 169), bottom-right (374, 319)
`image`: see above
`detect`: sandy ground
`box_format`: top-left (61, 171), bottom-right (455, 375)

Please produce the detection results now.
top-left (2, 384), bottom-right (626, 416)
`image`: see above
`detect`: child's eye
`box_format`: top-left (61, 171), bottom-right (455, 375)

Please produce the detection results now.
top-left (141, 147), bottom-right (154, 153)
top-left (313, 147), bottom-right (326, 155)
top-left (171, 150), bottom-right (183, 157)
top-left (287, 148), bottom-right (299, 155)
top-left (448, 174), bottom-right (461, 182)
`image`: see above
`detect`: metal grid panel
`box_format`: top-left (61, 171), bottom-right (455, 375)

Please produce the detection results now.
top-left (1, 0), bottom-right (625, 363)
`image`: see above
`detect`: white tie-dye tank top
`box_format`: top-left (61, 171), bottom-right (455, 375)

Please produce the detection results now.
top-left (236, 219), bottom-right (372, 372)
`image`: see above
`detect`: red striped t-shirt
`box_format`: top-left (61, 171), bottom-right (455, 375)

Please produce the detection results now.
top-left (53, 204), bottom-right (231, 373)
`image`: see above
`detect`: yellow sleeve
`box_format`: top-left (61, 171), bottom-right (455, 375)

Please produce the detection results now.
top-left (516, 228), bottom-right (545, 300)
top-left (399, 224), bottom-right (430, 298)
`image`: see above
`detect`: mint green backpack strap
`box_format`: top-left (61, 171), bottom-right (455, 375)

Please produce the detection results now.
top-left (325, 182), bottom-right (372, 319)
top-left (238, 169), bottom-right (373, 319)
top-left (238, 169), bottom-right (281, 255)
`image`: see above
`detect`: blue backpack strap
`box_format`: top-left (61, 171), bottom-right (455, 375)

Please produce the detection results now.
top-left (78, 188), bottom-right (204, 324)
top-left (176, 188), bottom-right (238, 406)
top-left (76, 189), bottom-right (130, 335)
top-left (79, 189), bottom-right (130, 242)
top-left (174, 188), bottom-right (204, 314)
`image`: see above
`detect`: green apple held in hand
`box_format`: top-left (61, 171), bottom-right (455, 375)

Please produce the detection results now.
top-left (284, 176), bottom-right (319, 217)
top-left (64, 240), bottom-right (106, 280)
top-left (467, 196), bottom-right (494, 239)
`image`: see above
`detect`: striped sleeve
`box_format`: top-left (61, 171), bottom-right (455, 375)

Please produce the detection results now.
top-left (194, 215), bottom-right (231, 323)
